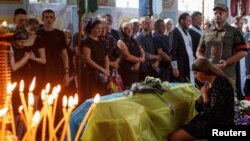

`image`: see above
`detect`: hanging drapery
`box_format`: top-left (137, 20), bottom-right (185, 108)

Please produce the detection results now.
top-left (246, 0), bottom-right (250, 15)
top-left (230, 0), bottom-right (250, 16)
top-left (78, 0), bottom-right (98, 14)
top-left (139, 0), bottom-right (154, 17)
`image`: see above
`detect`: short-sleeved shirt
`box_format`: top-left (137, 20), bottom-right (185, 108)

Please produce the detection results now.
top-left (83, 37), bottom-right (107, 70)
top-left (198, 23), bottom-right (247, 77)
top-left (36, 28), bottom-right (67, 84)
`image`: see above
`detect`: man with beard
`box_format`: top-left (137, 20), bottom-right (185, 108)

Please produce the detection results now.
top-left (169, 13), bottom-right (195, 84)
top-left (196, 4), bottom-right (247, 95)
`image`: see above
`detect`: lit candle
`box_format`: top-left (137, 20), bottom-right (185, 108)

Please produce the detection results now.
top-left (6, 82), bottom-right (17, 137)
top-left (22, 111), bottom-right (41, 141)
top-left (45, 83), bottom-right (51, 95)
top-left (0, 106), bottom-right (9, 140)
top-left (52, 85), bottom-right (61, 125)
top-left (73, 93), bottom-right (78, 106)
top-left (0, 107), bottom-right (8, 117)
top-left (0, 21), bottom-right (7, 27)
top-left (47, 95), bottom-right (55, 141)
top-left (28, 92), bottom-right (34, 128)
top-left (60, 96), bottom-right (74, 141)
top-left (19, 80), bottom-right (28, 125)
top-left (40, 89), bottom-right (48, 141)
top-left (74, 94), bottom-right (100, 141)
top-left (5, 82), bottom-right (16, 106)
top-left (27, 77), bottom-right (36, 128)
top-left (18, 106), bottom-right (27, 127)
top-left (67, 96), bottom-right (74, 141)
top-left (54, 95), bottom-right (67, 135)
top-left (31, 111), bottom-right (41, 141)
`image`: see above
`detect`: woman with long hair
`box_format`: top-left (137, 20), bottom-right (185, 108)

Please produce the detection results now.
top-left (169, 58), bottom-right (235, 141)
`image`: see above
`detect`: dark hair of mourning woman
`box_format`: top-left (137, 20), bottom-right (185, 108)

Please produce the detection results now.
top-left (192, 58), bottom-right (235, 86)
top-left (192, 58), bottom-right (224, 76)
top-left (12, 27), bottom-right (29, 41)
top-left (85, 18), bottom-right (102, 34)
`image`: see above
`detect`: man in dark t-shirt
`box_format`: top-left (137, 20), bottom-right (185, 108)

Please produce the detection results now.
top-left (37, 9), bottom-right (69, 86)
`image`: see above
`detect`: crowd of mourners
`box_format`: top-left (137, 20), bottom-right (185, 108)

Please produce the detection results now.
top-left (9, 4), bottom-right (250, 140)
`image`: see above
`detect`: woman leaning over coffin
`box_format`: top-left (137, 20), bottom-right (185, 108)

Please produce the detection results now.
top-left (81, 18), bottom-right (110, 100)
top-left (117, 22), bottom-right (145, 89)
top-left (169, 58), bottom-right (235, 141)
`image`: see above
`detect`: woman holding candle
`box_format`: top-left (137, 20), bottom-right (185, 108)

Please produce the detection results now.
top-left (81, 18), bottom-right (110, 102)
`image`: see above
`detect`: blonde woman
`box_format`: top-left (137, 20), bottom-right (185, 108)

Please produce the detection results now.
top-left (117, 22), bottom-right (145, 88)
top-left (164, 18), bottom-right (173, 36)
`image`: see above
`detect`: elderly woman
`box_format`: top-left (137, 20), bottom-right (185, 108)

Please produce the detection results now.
top-left (81, 18), bottom-right (110, 100)
top-left (169, 58), bottom-right (235, 141)
top-left (117, 22), bottom-right (145, 88)
top-left (164, 18), bottom-right (174, 36)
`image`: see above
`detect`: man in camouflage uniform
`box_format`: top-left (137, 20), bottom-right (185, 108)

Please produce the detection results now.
top-left (196, 4), bottom-right (247, 98)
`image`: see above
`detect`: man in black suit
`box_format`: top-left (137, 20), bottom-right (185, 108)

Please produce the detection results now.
top-left (188, 11), bottom-right (203, 58)
top-left (105, 14), bottom-right (120, 40)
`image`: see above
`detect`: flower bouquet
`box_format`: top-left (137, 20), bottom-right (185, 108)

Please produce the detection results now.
top-left (235, 100), bottom-right (250, 125)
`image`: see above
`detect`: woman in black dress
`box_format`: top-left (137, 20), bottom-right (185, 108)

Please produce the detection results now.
top-left (169, 58), bottom-right (235, 141)
top-left (81, 18), bottom-right (110, 100)
top-left (117, 22), bottom-right (145, 89)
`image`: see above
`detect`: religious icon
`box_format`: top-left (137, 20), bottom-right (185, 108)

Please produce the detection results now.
top-left (205, 41), bottom-right (223, 64)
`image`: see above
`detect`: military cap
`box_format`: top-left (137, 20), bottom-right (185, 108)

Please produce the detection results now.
top-left (213, 4), bottom-right (229, 12)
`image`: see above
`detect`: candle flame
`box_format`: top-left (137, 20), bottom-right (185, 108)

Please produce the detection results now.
top-left (0, 107), bottom-right (8, 117)
top-left (41, 89), bottom-right (45, 101)
top-left (73, 93), bottom-right (78, 106)
top-left (94, 94), bottom-right (100, 103)
top-left (63, 95), bottom-right (67, 108)
top-left (28, 93), bottom-right (34, 106)
top-left (45, 83), bottom-right (51, 94)
top-left (68, 96), bottom-right (74, 107)
top-left (19, 80), bottom-right (24, 92)
top-left (32, 111), bottom-right (40, 126)
top-left (7, 82), bottom-right (17, 95)
top-left (18, 106), bottom-right (24, 113)
top-left (7, 82), bottom-right (12, 94)
top-left (56, 85), bottom-right (61, 93)
top-left (29, 77), bottom-right (36, 92)
top-left (51, 87), bottom-right (58, 99)
top-left (48, 95), bottom-right (53, 105)
top-left (1, 21), bottom-right (7, 27)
